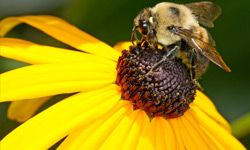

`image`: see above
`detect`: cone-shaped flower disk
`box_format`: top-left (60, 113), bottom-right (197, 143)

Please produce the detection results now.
top-left (0, 15), bottom-right (246, 150)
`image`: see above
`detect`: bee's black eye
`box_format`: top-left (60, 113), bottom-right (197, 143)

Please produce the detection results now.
top-left (139, 19), bottom-right (149, 35)
top-left (142, 22), bottom-right (148, 28)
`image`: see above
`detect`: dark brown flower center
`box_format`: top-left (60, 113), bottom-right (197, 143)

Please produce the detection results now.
top-left (116, 43), bottom-right (197, 119)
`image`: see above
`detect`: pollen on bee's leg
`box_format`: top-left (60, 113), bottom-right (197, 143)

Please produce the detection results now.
top-left (116, 43), bottom-right (197, 119)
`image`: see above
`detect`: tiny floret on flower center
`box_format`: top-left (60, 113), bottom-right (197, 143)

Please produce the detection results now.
top-left (116, 43), bottom-right (197, 119)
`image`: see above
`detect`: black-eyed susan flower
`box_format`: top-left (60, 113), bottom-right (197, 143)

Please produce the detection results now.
top-left (0, 15), bottom-right (246, 150)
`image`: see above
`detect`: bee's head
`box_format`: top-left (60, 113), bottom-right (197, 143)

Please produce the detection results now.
top-left (132, 8), bottom-right (157, 41)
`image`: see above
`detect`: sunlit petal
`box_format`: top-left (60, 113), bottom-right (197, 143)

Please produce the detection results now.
top-left (168, 118), bottom-right (185, 150)
top-left (160, 118), bottom-right (176, 150)
top-left (185, 110), bottom-right (225, 149)
top-left (0, 15), bottom-right (120, 60)
top-left (1, 85), bottom-right (120, 150)
top-left (136, 118), bottom-right (154, 150)
top-left (179, 114), bottom-right (209, 150)
top-left (0, 38), bottom-right (116, 66)
top-left (68, 102), bottom-right (133, 149)
top-left (0, 63), bottom-right (115, 101)
top-left (58, 100), bottom-right (131, 150)
top-left (121, 110), bottom-right (148, 150)
top-left (191, 106), bottom-right (246, 150)
top-left (99, 109), bottom-right (143, 149)
top-left (152, 117), bottom-right (166, 150)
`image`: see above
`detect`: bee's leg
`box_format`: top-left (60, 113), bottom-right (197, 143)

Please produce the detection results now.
top-left (164, 44), bottom-right (180, 57)
top-left (154, 45), bottom-right (180, 69)
top-left (194, 80), bottom-right (203, 91)
top-left (189, 50), bottom-right (204, 91)
top-left (189, 50), bottom-right (196, 80)
top-left (131, 26), bottom-right (139, 45)
top-left (146, 45), bottom-right (180, 76)
top-left (163, 40), bottom-right (183, 57)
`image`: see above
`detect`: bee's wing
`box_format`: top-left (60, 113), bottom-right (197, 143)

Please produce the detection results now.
top-left (185, 1), bottom-right (221, 28)
top-left (175, 28), bottom-right (231, 72)
top-left (191, 38), bottom-right (231, 72)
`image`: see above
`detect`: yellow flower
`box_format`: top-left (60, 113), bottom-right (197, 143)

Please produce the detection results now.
top-left (0, 15), bottom-right (246, 150)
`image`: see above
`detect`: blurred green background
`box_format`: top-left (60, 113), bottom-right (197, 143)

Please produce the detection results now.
top-left (0, 0), bottom-right (249, 148)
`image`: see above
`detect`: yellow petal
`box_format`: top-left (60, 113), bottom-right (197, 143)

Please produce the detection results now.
top-left (179, 114), bottom-right (210, 150)
top-left (1, 85), bottom-right (120, 150)
top-left (191, 105), bottom-right (246, 150)
top-left (151, 117), bottom-right (177, 150)
top-left (121, 110), bottom-right (148, 150)
top-left (58, 114), bottom-right (105, 150)
top-left (160, 118), bottom-right (176, 150)
top-left (60, 101), bottom-right (132, 150)
top-left (0, 38), bottom-right (116, 66)
top-left (58, 100), bottom-right (131, 150)
top-left (152, 117), bottom-right (166, 150)
top-left (99, 109), bottom-right (142, 150)
top-left (185, 110), bottom-right (225, 149)
top-left (193, 91), bottom-right (231, 132)
top-left (8, 96), bottom-right (51, 122)
top-left (136, 118), bottom-right (154, 150)
top-left (113, 41), bottom-right (132, 52)
top-left (0, 63), bottom-right (115, 101)
top-left (168, 118), bottom-right (185, 150)
top-left (0, 15), bottom-right (120, 61)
